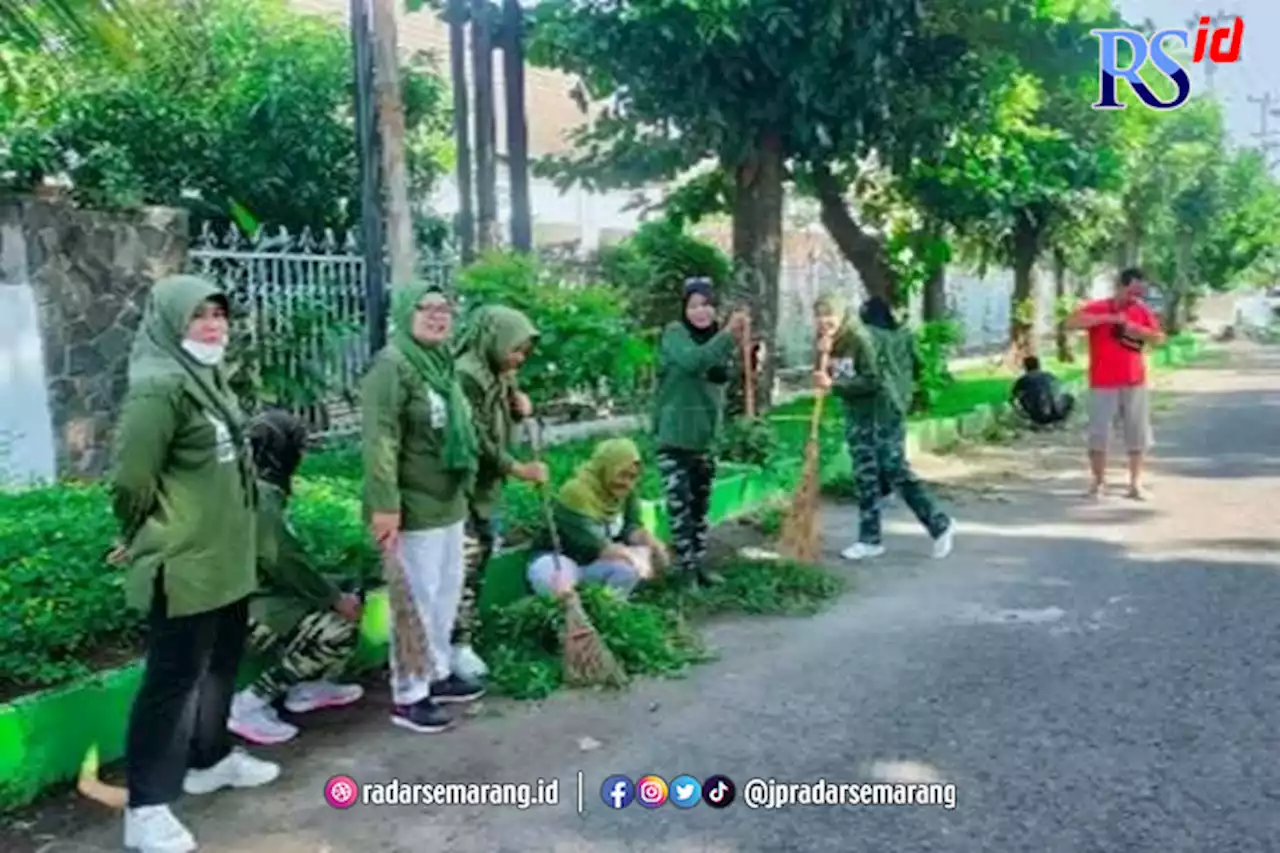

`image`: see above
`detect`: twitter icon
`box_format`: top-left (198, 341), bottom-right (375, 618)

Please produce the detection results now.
top-left (670, 775), bottom-right (702, 809)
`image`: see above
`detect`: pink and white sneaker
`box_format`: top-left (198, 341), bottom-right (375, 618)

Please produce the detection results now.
top-left (228, 690), bottom-right (298, 745)
top-left (283, 680), bottom-right (365, 714)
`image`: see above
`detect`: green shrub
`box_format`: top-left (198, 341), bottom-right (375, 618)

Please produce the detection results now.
top-left (913, 319), bottom-right (964, 412)
top-left (597, 218), bottom-right (733, 331)
top-left (713, 416), bottom-right (779, 467)
top-left (456, 251), bottom-right (655, 407)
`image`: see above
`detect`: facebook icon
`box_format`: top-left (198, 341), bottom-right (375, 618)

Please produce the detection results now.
top-left (600, 775), bottom-right (635, 809)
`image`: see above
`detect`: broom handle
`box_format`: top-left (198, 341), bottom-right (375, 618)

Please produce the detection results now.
top-left (741, 314), bottom-right (756, 419)
top-left (808, 346), bottom-right (830, 442)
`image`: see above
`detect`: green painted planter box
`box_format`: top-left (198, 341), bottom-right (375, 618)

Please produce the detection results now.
top-left (0, 336), bottom-right (1213, 812)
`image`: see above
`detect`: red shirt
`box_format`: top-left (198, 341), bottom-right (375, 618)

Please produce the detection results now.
top-left (1081, 298), bottom-right (1161, 388)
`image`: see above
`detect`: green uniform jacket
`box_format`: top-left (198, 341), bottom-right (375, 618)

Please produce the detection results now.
top-left (361, 347), bottom-right (470, 531)
top-left (250, 481), bottom-right (342, 636)
top-left (112, 377), bottom-right (257, 617)
top-left (652, 322), bottom-right (737, 453)
top-left (828, 324), bottom-right (917, 422)
top-left (528, 492), bottom-right (642, 569)
top-left (457, 364), bottom-right (519, 521)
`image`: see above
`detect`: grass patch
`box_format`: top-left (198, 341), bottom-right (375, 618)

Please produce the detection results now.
top-left (474, 558), bottom-right (844, 699)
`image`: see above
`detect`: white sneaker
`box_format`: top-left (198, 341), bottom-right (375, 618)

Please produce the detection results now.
top-left (183, 747), bottom-right (280, 796)
top-left (932, 522), bottom-right (956, 559)
top-left (124, 804), bottom-right (196, 853)
top-left (228, 690), bottom-right (299, 745)
top-left (841, 542), bottom-right (886, 561)
top-left (283, 680), bottom-right (365, 714)
top-left (451, 644), bottom-right (489, 680)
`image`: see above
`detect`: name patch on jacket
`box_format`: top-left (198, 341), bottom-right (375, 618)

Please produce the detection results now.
top-left (830, 357), bottom-right (856, 378)
top-left (427, 390), bottom-right (448, 429)
top-left (207, 415), bottom-right (236, 463)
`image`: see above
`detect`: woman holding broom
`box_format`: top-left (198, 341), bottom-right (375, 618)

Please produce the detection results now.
top-left (111, 275), bottom-right (278, 853)
top-left (812, 291), bottom-right (955, 561)
top-left (362, 282), bottom-right (484, 734)
top-left (653, 277), bottom-right (750, 587)
top-left (526, 438), bottom-right (668, 599)
top-left (451, 304), bottom-right (548, 680)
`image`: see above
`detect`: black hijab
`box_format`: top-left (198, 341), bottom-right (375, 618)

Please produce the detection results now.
top-left (681, 277), bottom-right (720, 344)
top-left (248, 409), bottom-right (309, 494)
top-left (859, 296), bottom-right (899, 331)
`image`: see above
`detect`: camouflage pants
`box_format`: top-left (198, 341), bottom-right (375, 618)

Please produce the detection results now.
top-left (846, 414), bottom-right (950, 545)
top-left (657, 449), bottom-right (716, 574)
top-left (451, 512), bottom-right (495, 647)
top-left (246, 610), bottom-right (358, 702)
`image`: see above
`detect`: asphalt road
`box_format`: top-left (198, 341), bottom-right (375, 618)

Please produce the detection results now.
top-left (21, 342), bottom-right (1280, 853)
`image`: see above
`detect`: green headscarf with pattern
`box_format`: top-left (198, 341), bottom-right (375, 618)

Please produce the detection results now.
top-left (389, 282), bottom-right (479, 474)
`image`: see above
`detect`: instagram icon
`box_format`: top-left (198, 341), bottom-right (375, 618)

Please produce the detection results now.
top-left (636, 775), bottom-right (668, 809)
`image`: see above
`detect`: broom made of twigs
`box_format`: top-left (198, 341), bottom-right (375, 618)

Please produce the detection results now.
top-left (526, 422), bottom-right (627, 689)
top-left (779, 342), bottom-right (830, 563)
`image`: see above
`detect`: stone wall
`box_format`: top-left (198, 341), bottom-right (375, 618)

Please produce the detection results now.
top-left (0, 196), bottom-right (189, 480)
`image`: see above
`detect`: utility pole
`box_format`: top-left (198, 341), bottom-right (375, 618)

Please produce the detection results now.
top-left (351, 0), bottom-right (386, 350)
top-left (371, 0), bottom-right (416, 284)
top-left (1248, 93), bottom-right (1280, 171)
top-left (1186, 11), bottom-right (1231, 95)
top-left (502, 0), bottom-right (532, 252)
top-left (470, 0), bottom-right (499, 251)
top-left (445, 0), bottom-right (475, 263)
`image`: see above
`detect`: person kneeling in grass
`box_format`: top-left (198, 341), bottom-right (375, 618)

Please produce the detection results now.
top-left (527, 438), bottom-right (669, 598)
top-left (228, 410), bottom-right (366, 745)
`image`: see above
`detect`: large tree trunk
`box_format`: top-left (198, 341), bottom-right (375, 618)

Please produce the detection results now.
top-left (501, 0), bottom-right (532, 251)
top-left (446, 0), bottom-right (475, 263)
top-left (728, 133), bottom-right (784, 413)
top-left (1052, 246), bottom-right (1073, 363)
top-left (812, 165), bottom-right (895, 304)
top-left (922, 264), bottom-right (946, 323)
top-left (371, 0), bottom-right (415, 284)
top-left (470, 0), bottom-right (499, 251)
top-left (1009, 210), bottom-right (1040, 365)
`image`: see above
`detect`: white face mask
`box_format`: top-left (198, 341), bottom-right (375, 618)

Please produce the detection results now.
top-left (181, 339), bottom-right (226, 366)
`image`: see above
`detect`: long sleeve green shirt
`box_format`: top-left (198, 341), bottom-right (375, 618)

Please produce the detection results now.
top-left (528, 492), bottom-right (642, 569)
top-left (828, 325), bottom-right (916, 422)
top-left (653, 322), bottom-right (737, 453)
top-left (361, 348), bottom-right (469, 531)
top-left (250, 481), bottom-right (342, 636)
top-left (111, 377), bottom-right (257, 618)
top-left (458, 367), bottom-right (521, 520)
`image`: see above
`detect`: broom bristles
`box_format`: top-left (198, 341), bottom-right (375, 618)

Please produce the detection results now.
top-left (561, 591), bottom-right (627, 688)
top-left (78, 745), bottom-right (127, 809)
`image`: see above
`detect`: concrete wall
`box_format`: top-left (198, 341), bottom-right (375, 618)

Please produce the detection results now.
top-left (0, 196), bottom-right (188, 484)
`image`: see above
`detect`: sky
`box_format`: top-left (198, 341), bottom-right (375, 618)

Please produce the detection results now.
top-left (1117, 0), bottom-right (1279, 159)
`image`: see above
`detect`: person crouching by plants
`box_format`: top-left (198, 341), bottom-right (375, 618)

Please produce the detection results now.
top-left (110, 275), bottom-right (277, 853)
top-left (362, 282), bottom-right (484, 735)
top-left (226, 410), bottom-right (365, 746)
top-left (653, 277), bottom-right (750, 587)
top-left (452, 305), bottom-right (548, 680)
top-left (812, 291), bottom-right (955, 562)
top-left (526, 438), bottom-right (669, 598)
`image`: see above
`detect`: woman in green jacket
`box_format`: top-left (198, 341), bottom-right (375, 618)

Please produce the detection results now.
top-left (227, 410), bottom-right (365, 746)
top-left (112, 275), bottom-right (277, 853)
top-left (653, 278), bottom-right (748, 586)
top-left (812, 291), bottom-right (954, 562)
top-left (362, 281), bottom-right (483, 735)
top-left (451, 305), bottom-right (547, 680)
top-left (525, 438), bottom-right (668, 597)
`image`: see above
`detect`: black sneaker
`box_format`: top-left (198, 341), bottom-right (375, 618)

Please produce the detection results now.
top-left (390, 699), bottom-right (453, 733)
top-left (429, 674), bottom-right (486, 704)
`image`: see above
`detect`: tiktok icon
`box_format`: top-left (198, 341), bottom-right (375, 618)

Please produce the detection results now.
top-left (701, 775), bottom-right (736, 809)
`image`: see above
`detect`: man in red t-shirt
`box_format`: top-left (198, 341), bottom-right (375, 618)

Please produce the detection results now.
top-left (1065, 268), bottom-right (1165, 500)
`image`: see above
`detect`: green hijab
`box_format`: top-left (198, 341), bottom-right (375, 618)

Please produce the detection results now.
top-left (128, 274), bottom-right (244, 440)
top-left (389, 282), bottom-right (479, 474)
top-left (558, 438), bottom-right (642, 520)
top-left (456, 305), bottom-right (539, 373)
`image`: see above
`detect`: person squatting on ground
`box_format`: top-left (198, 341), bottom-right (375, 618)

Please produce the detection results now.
top-left (652, 278), bottom-right (750, 587)
top-left (812, 291), bottom-right (955, 562)
top-left (527, 438), bottom-right (669, 598)
top-left (227, 410), bottom-right (366, 746)
top-left (452, 304), bottom-right (547, 680)
top-left (1064, 267), bottom-right (1165, 500)
top-left (362, 281), bottom-right (485, 735)
top-left (111, 275), bottom-right (278, 853)
top-left (1011, 355), bottom-right (1076, 428)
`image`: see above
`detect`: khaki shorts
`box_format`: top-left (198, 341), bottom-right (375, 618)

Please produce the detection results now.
top-left (1087, 386), bottom-right (1152, 453)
